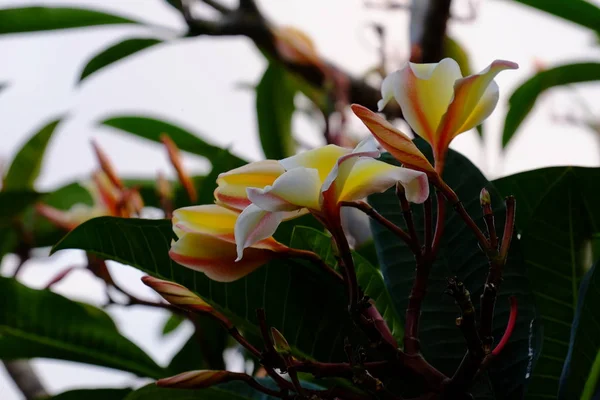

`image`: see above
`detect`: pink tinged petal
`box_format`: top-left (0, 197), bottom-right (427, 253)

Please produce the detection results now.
top-left (280, 145), bottom-right (349, 180)
top-left (378, 70), bottom-right (401, 111)
top-left (214, 160), bottom-right (285, 211)
top-left (436, 59), bottom-right (518, 152)
top-left (336, 158), bottom-right (429, 204)
top-left (392, 58), bottom-right (462, 143)
top-left (169, 231), bottom-right (275, 282)
top-left (351, 105), bottom-right (436, 174)
top-left (235, 205), bottom-right (285, 261)
top-left (247, 167), bottom-right (322, 212)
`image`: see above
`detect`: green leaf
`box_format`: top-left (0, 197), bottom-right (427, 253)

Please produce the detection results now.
top-left (168, 316), bottom-right (227, 373)
top-left (0, 7), bottom-right (140, 35)
top-left (0, 277), bottom-right (164, 378)
top-left (502, 63), bottom-right (600, 148)
top-left (3, 118), bottom-right (62, 190)
top-left (80, 38), bottom-right (162, 82)
top-left (0, 190), bottom-right (41, 220)
top-left (48, 388), bottom-right (132, 400)
top-left (368, 142), bottom-right (537, 398)
top-left (162, 313), bottom-right (185, 336)
top-left (494, 166), bottom-right (600, 399)
top-left (506, 0), bottom-right (600, 34)
top-left (196, 149), bottom-right (247, 205)
top-left (256, 62), bottom-right (297, 159)
top-left (559, 260), bottom-right (600, 400)
top-left (290, 226), bottom-right (404, 341)
top-left (52, 217), bottom-right (354, 362)
top-left (100, 116), bottom-right (245, 164)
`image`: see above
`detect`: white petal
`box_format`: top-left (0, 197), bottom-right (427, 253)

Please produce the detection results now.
top-left (378, 71), bottom-right (401, 111)
top-left (247, 167), bottom-right (321, 211)
top-left (235, 205), bottom-right (284, 261)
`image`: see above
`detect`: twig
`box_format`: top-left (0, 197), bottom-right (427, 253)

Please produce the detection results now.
top-left (415, 0), bottom-right (453, 63)
top-left (285, 248), bottom-right (344, 283)
top-left (431, 190), bottom-right (446, 256)
top-left (397, 183), bottom-right (421, 251)
top-left (423, 196), bottom-right (433, 254)
top-left (2, 361), bottom-right (48, 400)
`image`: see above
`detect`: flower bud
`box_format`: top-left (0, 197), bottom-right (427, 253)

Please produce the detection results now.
top-left (91, 140), bottom-right (123, 189)
top-left (156, 172), bottom-right (173, 200)
top-left (161, 134), bottom-right (197, 203)
top-left (141, 276), bottom-right (214, 314)
top-left (480, 188), bottom-right (491, 208)
top-left (157, 370), bottom-right (236, 389)
top-left (270, 327), bottom-right (291, 356)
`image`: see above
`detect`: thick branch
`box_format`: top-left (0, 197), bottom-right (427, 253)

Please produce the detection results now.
top-left (413, 0), bottom-right (453, 62)
top-left (2, 360), bottom-right (48, 400)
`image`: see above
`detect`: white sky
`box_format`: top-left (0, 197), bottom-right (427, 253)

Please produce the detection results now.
top-left (1, 0), bottom-right (600, 398)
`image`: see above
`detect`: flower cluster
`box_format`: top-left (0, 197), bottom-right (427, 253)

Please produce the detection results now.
top-left (169, 58), bottom-right (517, 282)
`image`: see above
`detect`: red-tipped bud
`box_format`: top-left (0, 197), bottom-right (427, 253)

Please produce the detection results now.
top-left (156, 172), bottom-right (173, 200)
top-left (91, 140), bottom-right (123, 189)
top-left (270, 327), bottom-right (291, 356)
top-left (141, 276), bottom-right (213, 313)
top-left (157, 370), bottom-right (238, 389)
top-left (161, 134), bottom-right (197, 203)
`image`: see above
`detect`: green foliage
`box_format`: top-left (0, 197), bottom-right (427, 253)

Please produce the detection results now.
top-left (52, 217), bottom-right (354, 362)
top-left (502, 63), bottom-right (600, 148)
top-left (162, 313), bottom-right (185, 335)
top-left (0, 277), bottom-right (164, 378)
top-left (559, 260), bottom-right (600, 400)
top-left (3, 118), bottom-right (62, 190)
top-left (0, 190), bottom-right (41, 220)
top-left (369, 142), bottom-right (537, 398)
top-left (196, 149), bottom-right (247, 205)
top-left (0, 7), bottom-right (140, 35)
top-left (48, 388), bottom-right (132, 400)
top-left (290, 226), bottom-right (404, 341)
top-left (126, 382), bottom-right (273, 400)
top-left (80, 38), bottom-right (163, 82)
top-left (494, 166), bottom-right (600, 399)
top-left (507, 0), bottom-right (600, 34)
top-left (256, 62), bottom-right (297, 159)
top-left (100, 115), bottom-right (245, 164)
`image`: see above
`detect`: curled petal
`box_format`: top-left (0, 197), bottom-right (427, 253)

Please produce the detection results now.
top-left (391, 58), bottom-right (462, 143)
top-left (173, 204), bottom-right (238, 240)
top-left (234, 205), bottom-right (285, 261)
top-left (378, 70), bottom-right (400, 112)
top-left (280, 145), bottom-right (349, 180)
top-left (436, 60), bottom-right (518, 153)
top-left (337, 158), bottom-right (429, 204)
top-left (247, 167), bottom-right (322, 212)
top-left (351, 104), bottom-right (435, 174)
top-left (214, 160), bottom-right (285, 211)
top-left (141, 276), bottom-right (213, 313)
top-left (274, 26), bottom-right (322, 67)
top-left (170, 231), bottom-right (277, 282)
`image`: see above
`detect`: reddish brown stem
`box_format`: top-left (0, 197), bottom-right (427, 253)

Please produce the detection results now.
top-left (423, 196), bottom-right (433, 254)
top-left (492, 297), bottom-right (518, 356)
top-left (499, 196), bottom-right (516, 259)
top-left (431, 191), bottom-right (446, 256)
top-left (404, 255), bottom-right (433, 355)
top-left (285, 248), bottom-right (343, 283)
top-left (331, 225), bottom-right (360, 308)
top-left (397, 183), bottom-right (421, 251)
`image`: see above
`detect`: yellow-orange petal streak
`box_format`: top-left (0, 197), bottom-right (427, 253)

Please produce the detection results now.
top-left (214, 160), bottom-right (285, 211)
top-left (173, 204), bottom-right (238, 236)
top-left (351, 104), bottom-right (435, 174)
top-left (169, 231), bottom-right (275, 282)
top-left (436, 59), bottom-right (518, 154)
top-left (393, 58), bottom-right (462, 143)
top-left (280, 145), bottom-right (349, 181)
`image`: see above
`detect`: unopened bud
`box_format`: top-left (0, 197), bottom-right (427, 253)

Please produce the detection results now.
top-left (271, 327), bottom-right (291, 355)
top-left (142, 276), bottom-right (213, 314)
top-left (91, 140), bottom-right (123, 189)
top-left (92, 171), bottom-right (120, 215)
top-left (161, 134), bottom-right (197, 203)
top-left (157, 370), bottom-right (237, 389)
top-left (480, 188), bottom-right (491, 207)
top-left (156, 172), bottom-right (173, 200)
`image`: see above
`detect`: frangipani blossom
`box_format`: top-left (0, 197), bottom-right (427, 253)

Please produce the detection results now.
top-left (169, 204), bottom-right (289, 282)
top-left (375, 58), bottom-right (518, 172)
top-left (235, 137), bottom-right (429, 261)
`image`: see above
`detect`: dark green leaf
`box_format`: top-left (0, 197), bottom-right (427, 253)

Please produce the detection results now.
top-left (0, 277), bottom-right (164, 378)
top-left (494, 166), bottom-right (600, 398)
top-left (0, 190), bottom-right (41, 220)
top-left (0, 7), bottom-right (140, 35)
top-left (48, 388), bottom-right (132, 400)
top-left (290, 226), bottom-right (403, 341)
top-left (506, 0), bottom-right (600, 34)
top-left (369, 142), bottom-right (537, 398)
top-left (168, 315), bottom-right (227, 372)
top-left (162, 313), bottom-right (185, 336)
top-left (80, 38), bottom-right (162, 82)
top-left (52, 217), bottom-right (354, 362)
top-left (502, 63), bottom-right (600, 148)
top-left (3, 118), bottom-right (62, 190)
top-left (256, 63), bottom-right (297, 159)
top-left (122, 176), bottom-right (204, 210)
top-left (100, 116), bottom-right (245, 164)
top-left (559, 260), bottom-right (600, 400)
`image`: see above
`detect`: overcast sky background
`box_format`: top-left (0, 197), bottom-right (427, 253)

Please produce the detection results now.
top-left (1, 0), bottom-right (600, 398)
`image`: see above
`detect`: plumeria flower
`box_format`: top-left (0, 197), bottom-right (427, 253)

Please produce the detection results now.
top-left (235, 136), bottom-right (429, 261)
top-left (168, 204), bottom-right (293, 282)
top-left (357, 58), bottom-right (518, 172)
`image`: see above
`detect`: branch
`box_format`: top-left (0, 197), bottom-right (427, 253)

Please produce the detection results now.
top-left (179, 0), bottom-right (402, 117)
top-left (2, 360), bottom-right (48, 400)
top-left (410, 0), bottom-right (453, 63)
